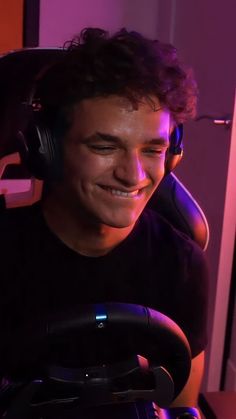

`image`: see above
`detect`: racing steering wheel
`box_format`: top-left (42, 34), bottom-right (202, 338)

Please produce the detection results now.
top-left (1, 303), bottom-right (191, 418)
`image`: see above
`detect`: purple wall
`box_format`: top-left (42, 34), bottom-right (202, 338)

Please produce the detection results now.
top-left (39, 0), bottom-right (159, 47)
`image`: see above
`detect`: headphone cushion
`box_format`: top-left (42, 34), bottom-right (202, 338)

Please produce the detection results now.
top-left (165, 152), bottom-right (183, 173)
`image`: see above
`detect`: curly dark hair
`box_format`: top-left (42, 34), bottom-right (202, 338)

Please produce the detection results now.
top-left (38, 27), bottom-right (198, 126)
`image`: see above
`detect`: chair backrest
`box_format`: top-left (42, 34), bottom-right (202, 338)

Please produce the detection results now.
top-left (0, 48), bottom-right (209, 250)
top-left (147, 173), bottom-right (209, 250)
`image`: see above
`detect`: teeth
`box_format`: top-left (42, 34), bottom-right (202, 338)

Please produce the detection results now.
top-left (110, 188), bottom-right (139, 197)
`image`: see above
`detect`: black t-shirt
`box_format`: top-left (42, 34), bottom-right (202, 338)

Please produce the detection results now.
top-left (0, 203), bottom-right (208, 377)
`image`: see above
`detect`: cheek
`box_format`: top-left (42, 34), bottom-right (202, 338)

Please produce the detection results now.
top-left (147, 157), bottom-right (166, 183)
top-left (63, 148), bottom-right (114, 182)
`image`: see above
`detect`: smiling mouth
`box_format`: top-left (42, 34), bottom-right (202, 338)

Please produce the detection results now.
top-left (99, 186), bottom-right (142, 198)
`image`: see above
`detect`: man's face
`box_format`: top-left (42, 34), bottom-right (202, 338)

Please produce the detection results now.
top-left (56, 95), bottom-right (171, 228)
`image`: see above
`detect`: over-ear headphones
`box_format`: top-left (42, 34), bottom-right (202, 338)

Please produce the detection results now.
top-left (165, 124), bottom-right (183, 173)
top-left (18, 79), bottom-right (184, 180)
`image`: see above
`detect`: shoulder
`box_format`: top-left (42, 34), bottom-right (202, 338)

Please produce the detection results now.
top-left (140, 209), bottom-right (209, 356)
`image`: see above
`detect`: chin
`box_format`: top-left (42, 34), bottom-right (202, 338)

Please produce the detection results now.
top-left (105, 220), bottom-right (134, 229)
top-left (100, 213), bottom-right (141, 229)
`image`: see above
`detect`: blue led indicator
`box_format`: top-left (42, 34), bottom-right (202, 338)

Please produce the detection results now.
top-left (95, 304), bottom-right (108, 323)
top-left (96, 314), bottom-right (107, 321)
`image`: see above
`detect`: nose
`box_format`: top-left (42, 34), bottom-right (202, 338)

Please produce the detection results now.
top-left (114, 151), bottom-right (147, 186)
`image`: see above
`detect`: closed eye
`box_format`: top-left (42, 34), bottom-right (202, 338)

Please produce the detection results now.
top-left (88, 144), bottom-right (117, 154)
top-left (142, 147), bottom-right (167, 156)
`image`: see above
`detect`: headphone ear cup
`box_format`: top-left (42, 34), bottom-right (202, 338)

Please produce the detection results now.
top-left (18, 112), bottom-right (62, 180)
top-left (165, 151), bottom-right (183, 173)
top-left (165, 124), bottom-right (183, 173)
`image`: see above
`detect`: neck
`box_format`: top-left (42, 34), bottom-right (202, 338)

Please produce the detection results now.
top-left (42, 195), bottom-right (134, 257)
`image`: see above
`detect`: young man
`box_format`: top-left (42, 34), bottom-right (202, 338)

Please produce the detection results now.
top-left (0, 28), bottom-right (208, 417)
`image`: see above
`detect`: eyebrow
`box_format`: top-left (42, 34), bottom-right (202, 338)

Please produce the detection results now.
top-left (84, 132), bottom-right (169, 146)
